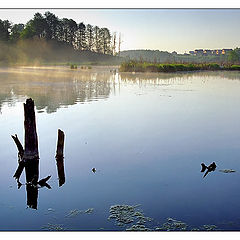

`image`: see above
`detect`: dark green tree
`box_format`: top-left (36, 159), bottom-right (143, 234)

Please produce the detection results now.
top-left (76, 22), bottom-right (86, 50)
top-left (44, 11), bottom-right (60, 40)
top-left (0, 20), bottom-right (11, 41)
top-left (10, 23), bottom-right (24, 42)
top-left (86, 24), bottom-right (94, 51)
top-left (32, 13), bottom-right (47, 38)
top-left (99, 28), bottom-right (111, 54)
top-left (20, 20), bottom-right (36, 39)
top-left (93, 26), bottom-right (101, 53)
top-left (228, 49), bottom-right (240, 64)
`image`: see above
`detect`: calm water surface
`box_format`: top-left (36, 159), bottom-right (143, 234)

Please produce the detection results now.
top-left (1, 66), bottom-right (240, 231)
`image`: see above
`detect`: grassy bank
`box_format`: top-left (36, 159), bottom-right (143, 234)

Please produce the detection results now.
top-left (119, 61), bottom-right (240, 73)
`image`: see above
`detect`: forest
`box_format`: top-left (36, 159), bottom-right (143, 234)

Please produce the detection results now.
top-left (0, 11), bottom-right (122, 65)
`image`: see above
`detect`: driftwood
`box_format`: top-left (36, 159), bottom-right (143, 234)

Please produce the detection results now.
top-left (56, 129), bottom-right (65, 187)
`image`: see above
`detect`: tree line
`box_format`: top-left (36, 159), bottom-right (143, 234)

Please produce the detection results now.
top-left (0, 11), bottom-right (121, 56)
top-left (120, 49), bottom-right (240, 64)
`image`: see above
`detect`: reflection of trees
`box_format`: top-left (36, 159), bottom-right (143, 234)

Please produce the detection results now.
top-left (119, 70), bottom-right (240, 87)
top-left (0, 67), bottom-right (112, 113)
top-left (1, 67), bottom-right (240, 113)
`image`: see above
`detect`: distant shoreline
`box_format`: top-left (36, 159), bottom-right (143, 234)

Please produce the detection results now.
top-left (119, 62), bottom-right (240, 73)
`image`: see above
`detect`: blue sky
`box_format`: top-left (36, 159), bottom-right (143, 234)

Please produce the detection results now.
top-left (0, 9), bottom-right (240, 53)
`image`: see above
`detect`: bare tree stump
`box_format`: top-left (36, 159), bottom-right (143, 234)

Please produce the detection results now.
top-left (56, 129), bottom-right (65, 187)
top-left (23, 98), bottom-right (39, 185)
top-left (56, 129), bottom-right (64, 158)
top-left (24, 98), bottom-right (39, 159)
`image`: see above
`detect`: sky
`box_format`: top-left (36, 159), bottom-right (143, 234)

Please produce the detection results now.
top-left (0, 9), bottom-right (240, 53)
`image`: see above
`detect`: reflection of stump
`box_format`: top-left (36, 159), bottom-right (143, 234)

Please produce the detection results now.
top-left (56, 157), bottom-right (65, 187)
top-left (56, 129), bottom-right (65, 187)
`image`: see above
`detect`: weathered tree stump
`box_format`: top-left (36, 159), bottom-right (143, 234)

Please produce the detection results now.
top-left (12, 98), bottom-right (64, 209)
top-left (56, 129), bottom-right (64, 158)
top-left (23, 98), bottom-right (39, 185)
top-left (24, 98), bottom-right (39, 159)
top-left (56, 129), bottom-right (65, 187)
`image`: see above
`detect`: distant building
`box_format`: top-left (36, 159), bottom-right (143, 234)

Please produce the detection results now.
top-left (215, 49), bottom-right (222, 55)
top-left (203, 50), bottom-right (212, 55)
top-left (194, 49), bottom-right (204, 55)
top-left (189, 48), bottom-right (233, 56)
top-left (222, 49), bottom-right (232, 55)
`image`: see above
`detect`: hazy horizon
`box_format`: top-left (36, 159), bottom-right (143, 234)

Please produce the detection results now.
top-left (0, 9), bottom-right (240, 53)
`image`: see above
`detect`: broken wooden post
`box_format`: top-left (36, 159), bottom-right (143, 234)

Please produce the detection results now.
top-left (56, 129), bottom-right (65, 187)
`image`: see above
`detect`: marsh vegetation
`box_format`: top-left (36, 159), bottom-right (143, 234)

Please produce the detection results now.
top-left (120, 61), bottom-right (240, 73)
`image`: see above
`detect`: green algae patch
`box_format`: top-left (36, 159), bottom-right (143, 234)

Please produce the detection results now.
top-left (108, 204), bottom-right (152, 229)
top-left (126, 224), bottom-right (152, 231)
top-left (219, 169), bottom-right (236, 173)
top-left (108, 205), bottom-right (137, 226)
top-left (154, 218), bottom-right (219, 231)
top-left (155, 217), bottom-right (187, 231)
top-left (202, 225), bottom-right (217, 231)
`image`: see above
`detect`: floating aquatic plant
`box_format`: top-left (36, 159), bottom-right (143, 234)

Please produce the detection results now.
top-left (155, 217), bottom-right (187, 231)
top-left (202, 225), bottom-right (217, 231)
top-left (108, 204), bottom-right (152, 229)
top-left (126, 224), bottom-right (152, 231)
top-left (44, 208), bottom-right (55, 215)
top-left (154, 218), bottom-right (219, 231)
top-left (65, 209), bottom-right (83, 218)
top-left (219, 169), bottom-right (236, 173)
top-left (85, 208), bottom-right (94, 214)
top-left (65, 208), bottom-right (94, 218)
top-left (108, 205), bottom-right (136, 226)
top-left (41, 223), bottom-right (65, 231)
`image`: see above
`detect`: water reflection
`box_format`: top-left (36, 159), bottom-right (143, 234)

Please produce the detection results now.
top-left (0, 66), bottom-right (114, 113)
top-left (1, 67), bottom-right (240, 114)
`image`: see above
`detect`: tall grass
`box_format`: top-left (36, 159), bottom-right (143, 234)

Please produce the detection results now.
top-left (119, 61), bottom-right (240, 73)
